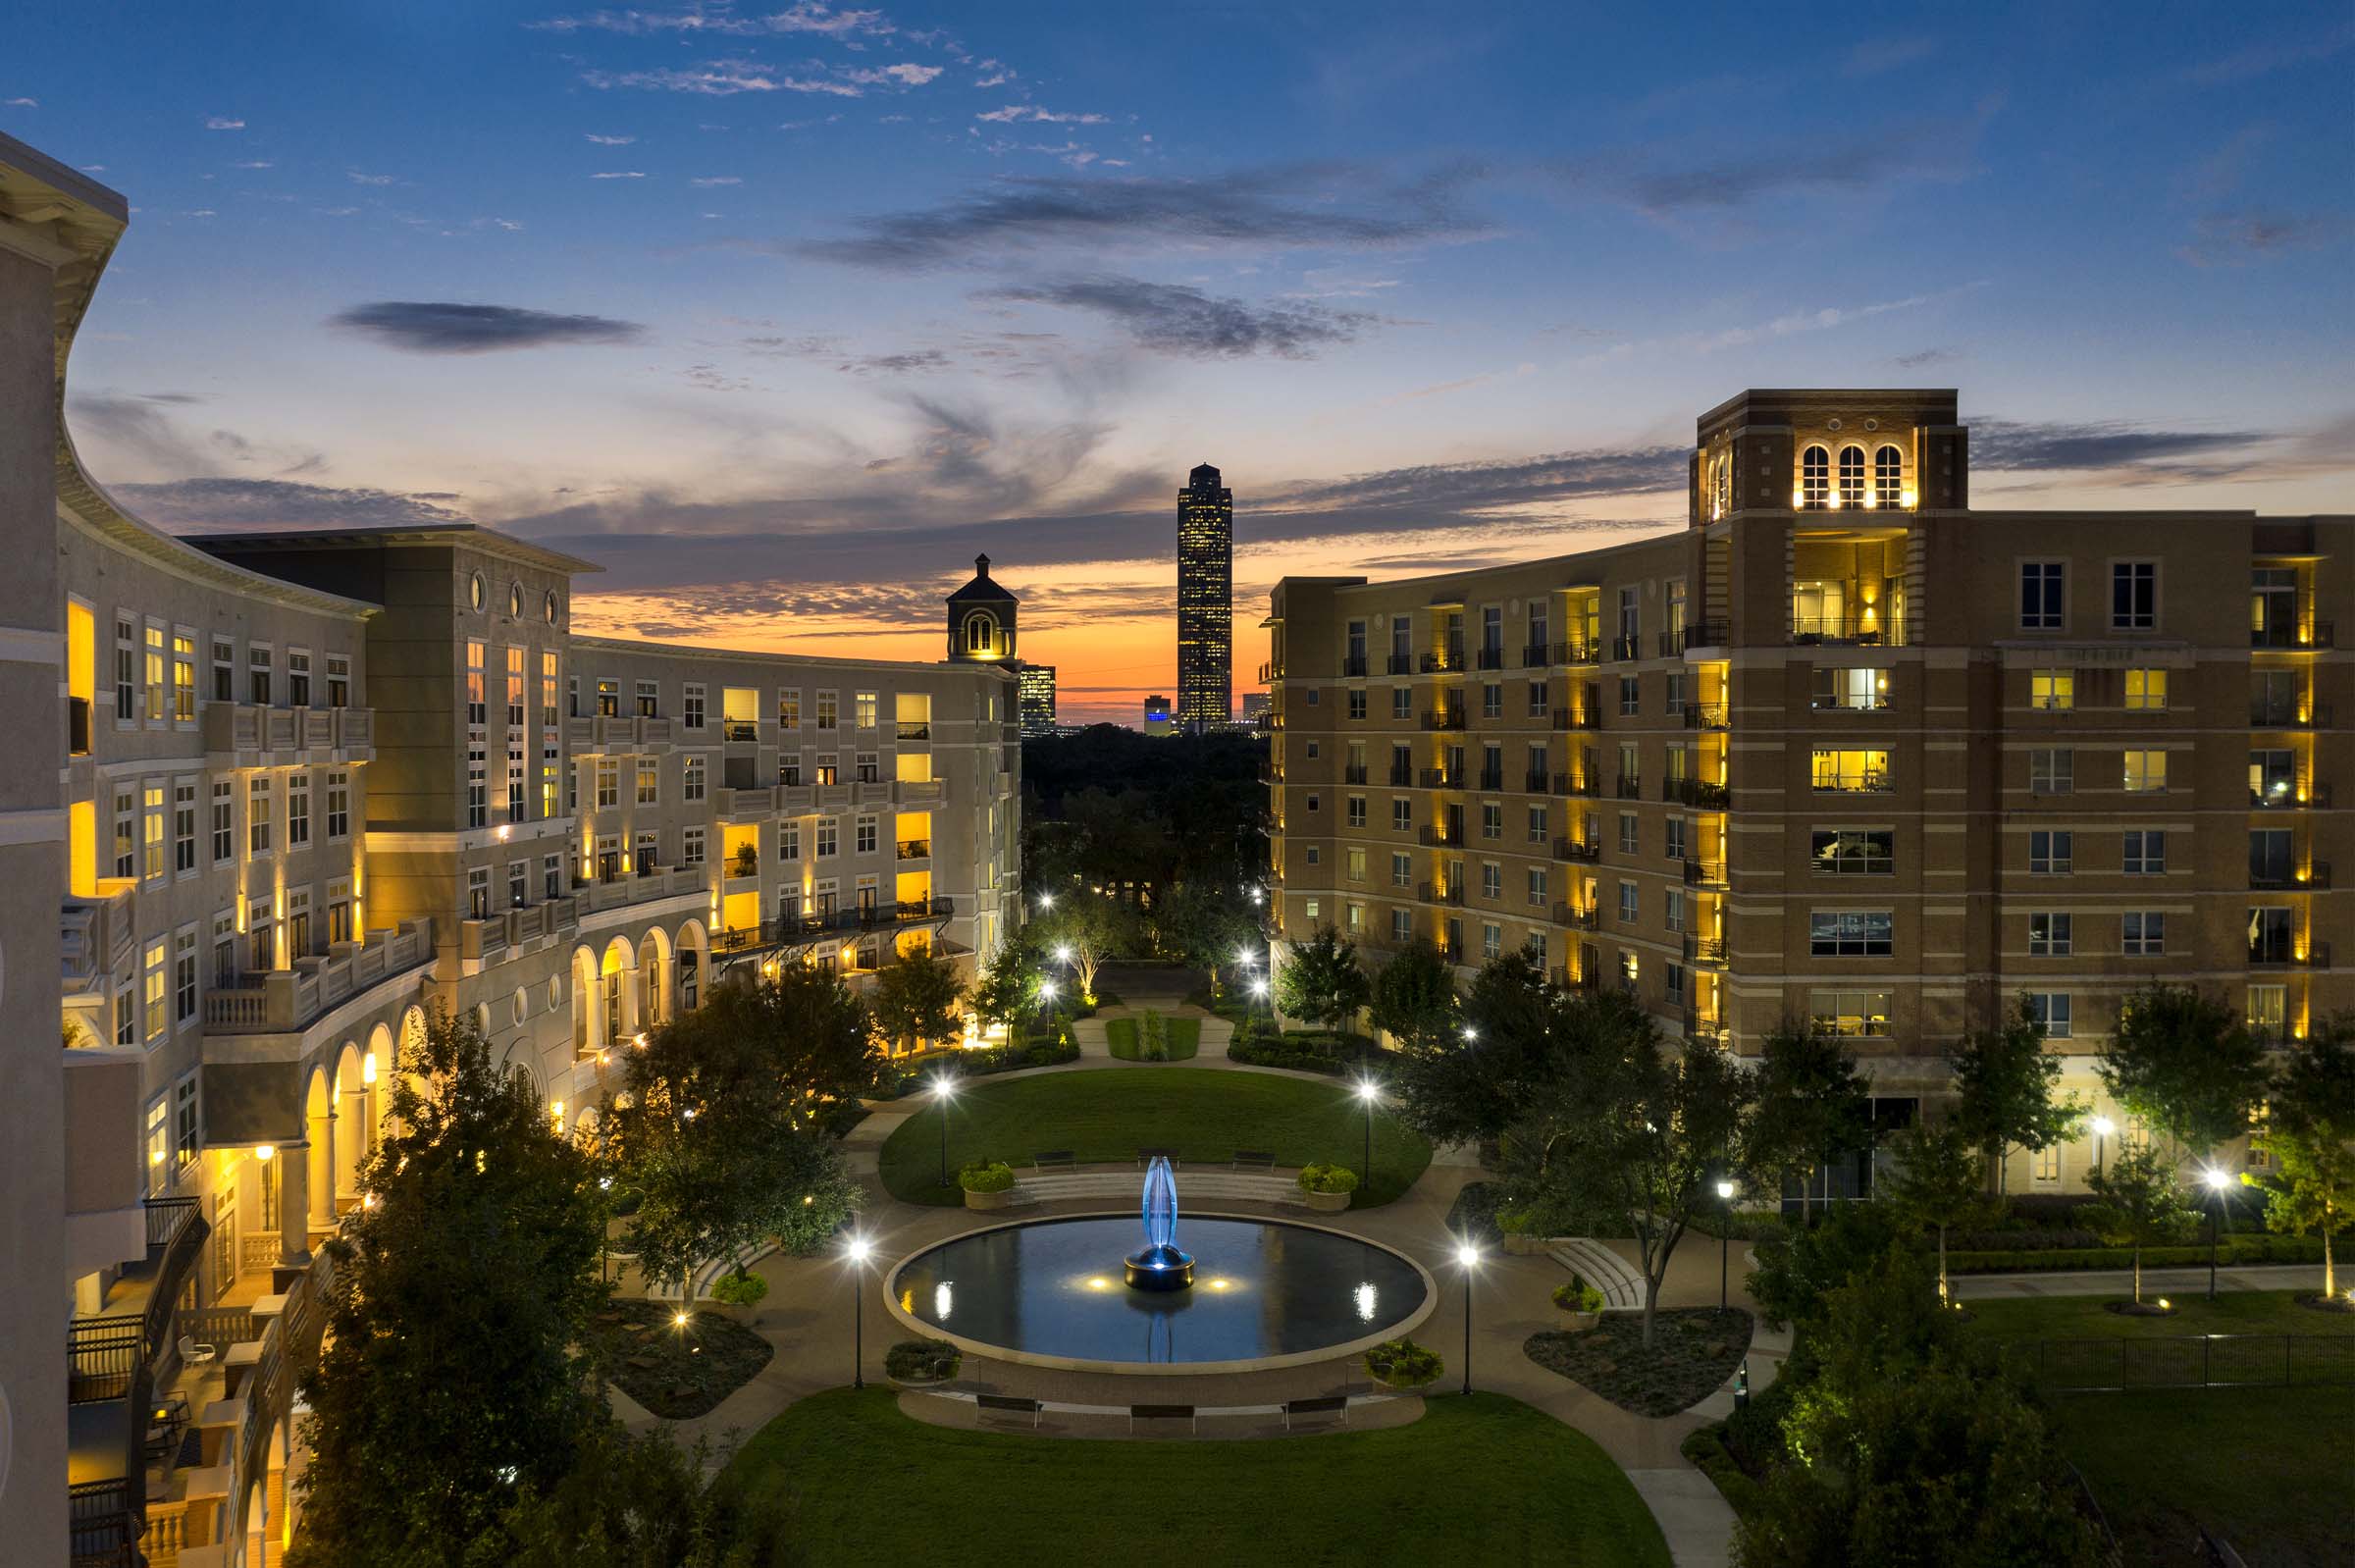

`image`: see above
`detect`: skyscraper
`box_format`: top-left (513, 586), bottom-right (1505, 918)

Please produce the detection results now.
top-left (1177, 462), bottom-right (1232, 729)
top-left (1017, 663), bottom-right (1058, 736)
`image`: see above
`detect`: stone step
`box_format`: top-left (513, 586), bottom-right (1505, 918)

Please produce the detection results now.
top-left (1016, 1172), bottom-right (1306, 1208)
top-left (1547, 1237), bottom-right (1647, 1311)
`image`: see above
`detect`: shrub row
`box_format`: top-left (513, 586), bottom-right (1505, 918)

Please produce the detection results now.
top-left (1947, 1232), bottom-right (2328, 1274)
top-left (884, 1036), bottom-right (1080, 1097)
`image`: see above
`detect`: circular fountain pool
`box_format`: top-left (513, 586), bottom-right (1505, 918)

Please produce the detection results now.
top-left (884, 1214), bottom-right (1436, 1374)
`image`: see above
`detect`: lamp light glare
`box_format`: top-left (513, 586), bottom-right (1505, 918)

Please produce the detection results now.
top-left (846, 1234), bottom-right (872, 1264)
top-left (2091, 1116), bottom-right (2115, 1136)
top-left (673, 1310), bottom-right (690, 1328)
top-left (1715, 1179), bottom-right (1735, 1200)
top-left (1038, 892), bottom-right (1056, 911)
top-left (1356, 1079), bottom-right (1381, 1104)
top-left (254, 1144), bottom-right (275, 1163)
top-left (362, 1054), bottom-right (378, 1085)
top-left (1456, 1243), bottom-right (1481, 1270)
top-left (1053, 945), bottom-right (1073, 965)
top-left (2204, 1167), bottom-right (2230, 1191)
top-left (1250, 977), bottom-right (1270, 998)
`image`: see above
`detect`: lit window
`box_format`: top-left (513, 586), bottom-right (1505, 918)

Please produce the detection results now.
top-left (2122, 750), bottom-right (2169, 794)
top-left (2124, 668), bottom-right (2167, 710)
top-left (1872, 445), bottom-right (1903, 507)
top-left (1837, 445), bottom-right (1865, 506)
top-left (1809, 749), bottom-right (1892, 792)
top-left (1806, 989), bottom-right (1892, 1037)
top-left (1799, 444), bottom-right (1829, 508)
top-left (2029, 669), bottom-right (2074, 711)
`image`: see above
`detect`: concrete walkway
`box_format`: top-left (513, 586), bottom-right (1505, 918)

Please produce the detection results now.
top-left (624, 1036), bottom-right (1750, 1567)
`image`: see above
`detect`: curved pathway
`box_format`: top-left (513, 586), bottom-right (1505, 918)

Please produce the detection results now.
top-left (617, 1008), bottom-right (1747, 1567)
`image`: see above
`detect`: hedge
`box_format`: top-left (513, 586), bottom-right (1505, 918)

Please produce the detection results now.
top-left (1679, 1423), bottom-right (1764, 1521)
top-left (885, 1037), bottom-right (1080, 1097)
top-left (1947, 1232), bottom-right (2329, 1274)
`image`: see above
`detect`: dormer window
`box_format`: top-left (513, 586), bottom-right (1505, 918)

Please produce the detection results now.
top-left (965, 612), bottom-right (998, 654)
top-left (1799, 444), bottom-right (1829, 508)
top-left (1873, 445), bottom-right (1904, 508)
top-left (1837, 445), bottom-right (1865, 507)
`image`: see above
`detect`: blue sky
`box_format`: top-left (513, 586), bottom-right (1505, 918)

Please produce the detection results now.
top-left (10, 1), bottom-right (2352, 719)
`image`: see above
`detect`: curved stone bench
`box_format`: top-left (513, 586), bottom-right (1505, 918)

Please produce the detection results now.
top-left (1011, 1169), bottom-right (1306, 1209)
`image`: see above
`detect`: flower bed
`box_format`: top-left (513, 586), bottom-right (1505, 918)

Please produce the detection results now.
top-left (1524, 1308), bottom-right (1753, 1417)
top-left (587, 1297), bottom-right (774, 1420)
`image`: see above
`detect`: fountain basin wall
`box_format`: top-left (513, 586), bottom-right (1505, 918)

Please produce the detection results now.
top-left (882, 1212), bottom-right (1438, 1377)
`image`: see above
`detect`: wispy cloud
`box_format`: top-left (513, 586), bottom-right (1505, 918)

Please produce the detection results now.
top-left (346, 171), bottom-right (401, 185)
top-left (975, 104), bottom-right (1108, 125)
top-left (1548, 106), bottom-right (1992, 217)
top-left (980, 275), bottom-right (1376, 358)
top-left (1971, 418), bottom-right (2262, 473)
top-left (1894, 346), bottom-right (1959, 368)
top-left (790, 161), bottom-right (1493, 270)
top-left (328, 300), bottom-right (648, 353)
top-left (2177, 210), bottom-right (2353, 267)
top-left (204, 115), bottom-right (245, 130)
top-left (586, 132), bottom-right (637, 144)
top-left (122, 477), bottom-right (474, 531)
top-left (2180, 21), bottom-right (2355, 85)
top-left (4, 97), bottom-right (35, 108)
top-left (583, 61), bottom-right (864, 96)
top-left (591, 170), bottom-right (648, 179)
top-left (689, 175), bottom-right (742, 185)
top-left (232, 159), bottom-right (274, 170)
top-left (531, 3), bottom-right (895, 38)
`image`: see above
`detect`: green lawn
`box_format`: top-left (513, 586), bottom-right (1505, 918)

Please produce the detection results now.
top-left (2049, 1387), bottom-right (2353, 1567)
top-left (880, 1068), bottom-right (1432, 1206)
top-left (717, 1386), bottom-right (1671, 1568)
top-left (1962, 1288), bottom-right (2339, 1342)
top-left (1105, 1016), bottom-right (1201, 1060)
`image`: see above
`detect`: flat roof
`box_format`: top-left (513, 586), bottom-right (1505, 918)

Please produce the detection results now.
top-left (193, 524), bottom-right (604, 577)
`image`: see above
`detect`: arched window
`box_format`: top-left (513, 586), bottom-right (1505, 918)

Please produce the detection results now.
top-left (1800, 445), bottom-right (1829, 508)
top-left (1837, 446), bottom-right (1865, 507)
top-left (1710, 456), bottom-right (1731, 519)
top-left (1874, 445), bottom-right (1904, 507)
top-left (965, 613), bottom-right (996, 653)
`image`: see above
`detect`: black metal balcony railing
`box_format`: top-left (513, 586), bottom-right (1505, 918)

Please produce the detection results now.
top-left (1683, 702), bottom-right (1729, 730)
top-left (2248, 941), bottom-right (2330, 968)
top-left (1419, 767), bottom-right (1458, 789)
top-left (2251, 862), bottom-right (2330, 891)
top-left (1552, 707), bottom-right (1601, 731)
top-left (1387, 652), bottom-right (1415, 675)
top-left (1684, 859), bottom-right (1728, 888)
top-left (1615, 774), bottom-right (1644, 800)
top-left (71, 1479), bottom-right (141, 1568)
top-left (896, 839), bottom-right (931, 860)
top-left (1550, 638), bottom-right (1598, 665)
top-left (1478, 768), bottom-right (1505, 791)
top-left (1522, 643), bottom-right (1551, 668)
top-left (1343, 763), bottom-right (1370, 785)
top-left (722, 719), bottom-right (759, 742)
top-left (1553, 902), bottom-right (1598, 930)
top-left (1417, 825), bottom-right (1454, 847)
top-left (1477, 646), bottom-right (1505, 670)
top-left (2251, 617), bottom-right (2334, 650)
top-left (1388, 764), bottom-right (1416, 786)
top-left (2251, 702), bottom-right (2332, 729)
top-left (1550, 964), bottom-right (1598, 992)
top-left (1610, 634), bottom-right (1641, 662)
top-left (1554, 771), bottom-right (1598, 799)
top-left (1421, 649), bottom-right (1466, 674)
top-left (1684, 934), bottom-right (1729, 966)
top-left (1815, 770), bottom-right (1895, 794)
top-left (1341, 654), bottom-right (1369, 678)
top-left (1790, 615), bottom-right (1919, 648)
top-left (1259, 661), bottom-right (1283, 684)
top-left (1554, 837), bottom-right (1601, 863)
top-left (1657, 630), bottom-right (1687, 658)
top-left (2251, 781), bottom-right (2331, 810)
top-left (1682, 619), bottom-right (1730, 652)
top-left (1665, 777), bottom-right (1730, 808)
top-left (1421, 708), bottom-right (1466, 731)
top-left (1810, 693), bottom-right (1892, 712)
top-left (1419, 881), bottom-right (1466, 907)
top-left (1524, 772), bottom-right (1551, 795)
top-left (712, 897), bottom-right (954, 955)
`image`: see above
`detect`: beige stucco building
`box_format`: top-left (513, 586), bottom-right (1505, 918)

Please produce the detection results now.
top-left (0, 131), bottom-right (1020, 1566)
top-left (1267, 388), bottom-right (2349, 1195)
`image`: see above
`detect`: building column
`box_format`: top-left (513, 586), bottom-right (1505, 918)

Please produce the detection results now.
top-left (277, 1141), bottom-right (311, 1266)
top-left (339, 1083), bottom-right (368, 1199)
top-left (308, 1112), bottom-right (336, 1228)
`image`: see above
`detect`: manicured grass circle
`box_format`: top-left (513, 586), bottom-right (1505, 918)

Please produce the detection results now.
top-left (717, 1386), bottom-right (1671, 1568)
top-left (879, 1067), bottom-right (1432, 1206)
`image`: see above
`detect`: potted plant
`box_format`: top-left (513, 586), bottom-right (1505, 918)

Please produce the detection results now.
top-left (1498, 1206), bottom-right (1548, 1256)
top-left (1364, 1337), bottom-right (1443, 1395)
top-left (1551, 1276), bottom-right (1605, 1333)
top-left (729, 844), bottom-right (759, 879)
top-left (1297, 1162), bottom-right (1361, 1213)
top-left (884, 1337), bottom-right (963, 1387)
top-left (707, 1268), bottom-right (768, 1326)
top-left (960, 1160), bottom-right (1018, 1211)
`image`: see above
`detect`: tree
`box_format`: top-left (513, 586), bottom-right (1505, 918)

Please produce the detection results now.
top-left (1034, 893), bottom-right (1129, 1005)
top-left (2248, 1023), bottom-right (2355, 1298)
top-left (1750, 1022), bottom-right (1871, 1226)
top-left (2078, 1145), bottom-right (2200, 1305)
top-left (868, 946), bottom-right (966, 1054)
top-left (290, 1006), bottom-right (607, 1564)
top-left (1500, 992), bottom-right (1756, 1347)
top-left (598, 967), bottom-right (871, 1296)
top-left (1369, 939), bottom-right (1460, 1053)
top-left (1388, 951), bottom-right (1562, 1147)
top-left (968, 926), bottom-right (1044, 1030)
top-left (492, 1425), bottom-right (792, 1568)
top-left (1153, 877), bottom-right (1263, 1002)
top-left (1883, 1122), bottom-right (1995, 1306)
top-left (2099, 981), bottom-right (2267, 1166)
top-left (1950, 996), bottom-right (2084, 1193)
top-left (1275, 925), bottom-right (1370, 1032)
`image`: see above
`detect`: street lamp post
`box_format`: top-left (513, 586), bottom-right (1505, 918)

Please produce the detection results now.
top-left (2203, 1168), bottom-right (2230, 1301)
top-left (2091, 1116), bottom-right (2115, 1175)
top-left (1456, 1242), bottom-right (1481, 1395)
top-left (1355, 1079), bottom-right (1381, 1183)
top-left (846, 1233), bottom-right (872, 1388)
top-left (1715, 1178), bottom-right (1735, 1313)
top-left (933, 1075), bottom-right (957, 1187)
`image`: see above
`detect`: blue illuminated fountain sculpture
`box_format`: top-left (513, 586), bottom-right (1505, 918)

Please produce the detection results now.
top-left (1124, 1155), bottom-right (1195, 1290)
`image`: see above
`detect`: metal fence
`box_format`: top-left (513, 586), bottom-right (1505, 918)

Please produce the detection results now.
top-left (2007, 1333), bottom-right (2355, 1391)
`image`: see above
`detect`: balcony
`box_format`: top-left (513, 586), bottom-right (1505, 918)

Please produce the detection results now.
top-left (1523, 771), bottom-right (1551, 795)
top-left (2251, 862), bottom-right (2330, 891)
top-left (1387, 653), bottom-right (1414, 675)
top-left (1420, 708), bottom-right (1467, 731)
top-left (1478, 768), bottom-right (1505, 791)
top-left (1684, 934), bottom-right (1728, 967)
top-left (201, 702), bottom-right (373, 761)
top-left (1521, 643), bottom-right (1552, 668)
top-left (1551, 965), bottom-right (1598, 993)
top-left (1684, 1010), bottom-right (1730, 1048)
top-left (1814, 771), bottom-right (1895, 795)
top-left (2252, 617), bottom-right (2334, 650)
top-left (895, 777), bottom-right (947, 808)
top-left (1387, 764), bottom-right (1416, 786)
top-left (571, 863), bottom-right (706, 915)
top-left (1664, 777), bottom-right (1730, 808)
top-left (62, 881), bottom-right (137, 996)
top-left (1258, 661), bottom-right (1283, 684)
top-left (2251, 781), bottom-right (2331, 810)
top-left (1343, 763), bottom-right (1370, 785)
top-left (1790, 615), bottom-right (1918, 648)
top-left (896, 719), bottom-right (932, 742)
top-left (202, 918), bottom-right (434, 1033)
top-left (1553, 837), bottom-right (1600, 863)
top-left (565, 712), bottom-right (675, 752)
top-left (1419, 767), bottom-right (1460, 790)
top-left (2248, 941), bottom-right (2330, 969)
top-left (1614, 775), bottom-right (1644, 800)
top-left (1475, 647), bottom-right (1505, 671)
top-left (716, 785), bottom-right (776, 819)
top-left (1259, 763), bottom-right (1283, 787)
top-left (1681, 620), bottom-right (1730, 652)
top-left (1683, 859), bottom-right (1728, 889)
top-left (1420, 650), bottom-right (1466, 674)
top-left (1340, 654), bottom-right (1369, 678)
top-left (1552, 902), bottom-right (1597, 930)
top-left (2251, 702), bottom-right (2332, 729)
top-left (1682, 702), bottom-right (1728, 730)
top-left (1417, 825), bottom-right (1456, 848)
top-left (1553, 771), bottom-right (1597, 799)
top-left (1418, 880), bottom-right (1465, 907)
top-left (1609, 635), bottom-right (1641, 662)
top-left (1549, 638), bottom-right (1598, 665)
top-left (722, 718), bottom-right (760, 744)
top-left (725, 851), bottom-right (762, 883)
top-left (896, 838), bottom-right (932, 861)
top-left (1552, 708), bottom-right (1600, 731)
top-left (711, 896), bottom-right (955, 957)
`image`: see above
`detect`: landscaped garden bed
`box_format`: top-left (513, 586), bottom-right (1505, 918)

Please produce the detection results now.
top-left (1525, 1307), bottom-right (1753, 1416)
top-left (1105, 1015), bottom-right (1200, 1060)
top-left (587, 1298), bottom-right (774, 1419)
top-left (877, 1068), bottom-right (1431, 1206)
top-left (715, 1386), bottom-right (1672, 1566)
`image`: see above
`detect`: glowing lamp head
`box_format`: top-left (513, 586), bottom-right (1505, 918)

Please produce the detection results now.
top-left (1038, 892), bottom-right (1056, 911)
top-left (1249, 977), bottom-right (1270, 999)
top-left (845, 1234), bottom-right (872, 1265)
top-left (2091, 1116), bottom-right (2115, 1137)
top-left (2204, 1168), bottom-right (2231, 1191)
top-left (1053, 945), bottom-right (1073, 966)
top-left (1355, 1078), bottom-right (1382, 1105)
top-left (1456, 1242), bottom-right (1482, 1270)
top-left (1038, 977), bottom-right (1058, 999)
top-left (1715, 1179), bottom-right (1735, 1200)
top-left (933, 1074), bottom-right (957, 1101)
top-left (1462, 1024), bottom-right (1479, 1042)
top-left (254, 1144), bottom-right (275, 1163)
top-left (673, 1310), bottom-right (690, 1329)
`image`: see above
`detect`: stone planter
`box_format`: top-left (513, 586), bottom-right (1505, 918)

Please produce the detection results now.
top-left (889, 1372), bottom-right (956, 1392)
top-left (1303, 1188), bottom-right (1353, 1213)
top-left (706, 1299), bottom-right (762, 1329)
top-left (1372, 1376), bottom-right (1438, 1398)
top-left (1557, 1309), bottom-right (1601, 1333)
top-left (1501, 1231), bottom-right (1548, 1257)
top-left (963, 1186), bottom-right (1014, 1211)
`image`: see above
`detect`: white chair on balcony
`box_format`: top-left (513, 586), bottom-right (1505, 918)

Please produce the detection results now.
top-left (178, 1334), bottom-right (219, 1370)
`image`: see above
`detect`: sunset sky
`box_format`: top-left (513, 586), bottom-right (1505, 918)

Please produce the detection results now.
top-left (13, 2), bottom-right (2353, 722)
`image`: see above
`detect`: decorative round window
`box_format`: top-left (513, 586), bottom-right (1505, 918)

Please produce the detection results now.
top-left (512, 987), bottom-right (530, 1025)
top-left (474, 1003), bottom-right (493, 1037)
top-left (509, 584), bottom-right (524, 617)
top-left (545, 590), bottom-right (560, 625)
top-left (548, 975), bottom-right (563, 1009)
top-left (469, 571), bottom-right (487, 611)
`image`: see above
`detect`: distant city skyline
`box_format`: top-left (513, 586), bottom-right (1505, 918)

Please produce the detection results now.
top-left (6, 4), bottom-right (2351, 722)
top-left (1177, 461), bottom-right (1234, 728)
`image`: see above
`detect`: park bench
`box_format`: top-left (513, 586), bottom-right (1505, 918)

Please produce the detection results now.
top-left (1135, 1146), bottom-right (1181, 1169)
top-left (1032, 1150), bottom-right (1075, 1172)
top-left (975, 1393), bottom-right (1043, 1429)
top-left (1128, 1402), bottom-right (1197, 1435)
top-left (1230, 1149), bottom-right (1276, 1172)
top-left (1282, 1395), bottom-right (1349, 1432)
